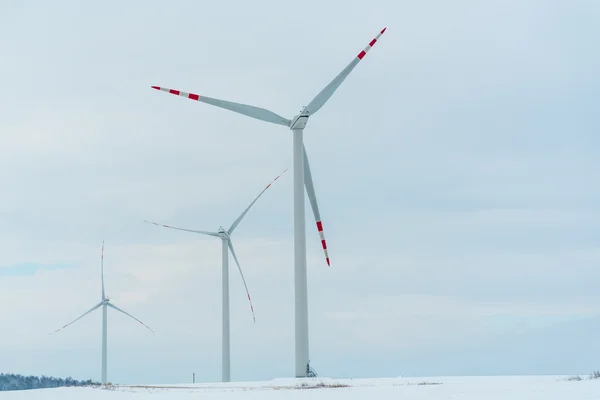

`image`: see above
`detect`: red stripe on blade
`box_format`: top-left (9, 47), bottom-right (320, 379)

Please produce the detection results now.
top-left (316, 221), bottom-right (323, 232)
top-left (169, 89), bottom-right (180, 95)
top-left (188, 93), bottom-right (199, 101)
top-left (321, 239), bottom-right (327, 250)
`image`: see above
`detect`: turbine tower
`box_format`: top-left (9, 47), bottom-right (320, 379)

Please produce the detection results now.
top-left (151, 27), bottom-right (386, 377)
top-left (51, 241), bottom-right (154, 384)
top-left (144, 169), bottom-right (286, 382)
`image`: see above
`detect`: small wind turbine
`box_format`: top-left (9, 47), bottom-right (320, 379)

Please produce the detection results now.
top-left (144, 169), bottom-right (286, 383)
top-left (50, 241), bottom-right (154, 385)
top-left (150, 27), bottom-right (386, 377)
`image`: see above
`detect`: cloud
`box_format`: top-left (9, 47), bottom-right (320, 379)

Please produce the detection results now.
top-left (0, 263), bottom-right (75, 277)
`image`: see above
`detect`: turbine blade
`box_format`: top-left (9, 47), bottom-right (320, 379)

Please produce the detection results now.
top-left (144, 220), bottom-right (219, 237)
top-left (49, 301), bottom-right (103, 335)
top-left (304, 147), bottom-right (330, 266)
top-left (101, 240), bottom-right (105, 300)
top-left (151, 86), bottom-right (291, 127)
top-left (304, 27), bottom-right (387, 116)
top-left (227, 240), bottom-right (256, 323)
top-left (228, 169), bottom-right (288, 234)
top-left (107, 303), bottom-right (155, 333)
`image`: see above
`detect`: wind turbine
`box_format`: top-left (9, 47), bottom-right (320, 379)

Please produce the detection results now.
top-left (50, 241), bottom-right (154, 385)
top-left (144, 169), bottom-right (286, 383)
top-left (150, 27), bottom-right (386, 377)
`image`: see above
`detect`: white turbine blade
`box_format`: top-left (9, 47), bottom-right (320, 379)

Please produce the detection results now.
top-left (107, 303), bottom-right (155, 333)
top-left (303, 146), bottom-right (330, 266)
top-left (151, 86), bottom-right (291, 127)
top-left (228, 169), bottom-right (288, 234)
top-left (101, 240), bottom-right (105, 300)
top-left (49, 301), bottom-right (103, 335)
top-left (304, 27), bottom-right (387, 116)
top-left (144, 220), bottom-right (219, 237)
top-left (227, 240), bottom-right (256, 323)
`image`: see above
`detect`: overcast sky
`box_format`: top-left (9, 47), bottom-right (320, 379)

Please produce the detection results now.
top-left (1, 0), bottom-right (599, 385)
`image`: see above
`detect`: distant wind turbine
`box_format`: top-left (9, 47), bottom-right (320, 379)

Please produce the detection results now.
top-left (144, 169), bottom-right (286, 382)
top-left (50, 241), bottom-right (154, 385)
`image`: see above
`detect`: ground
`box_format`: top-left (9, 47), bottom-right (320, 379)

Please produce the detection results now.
top-left (2, 375), bottom-right (599, 399)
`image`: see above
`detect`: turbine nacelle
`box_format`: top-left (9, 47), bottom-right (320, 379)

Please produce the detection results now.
top-left (217, 227), bottom-right (230, 240)
top-left (290, 114), bottom-right (309, 130)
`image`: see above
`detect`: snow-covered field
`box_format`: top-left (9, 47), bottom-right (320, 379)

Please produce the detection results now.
top-left (2, 375), bottom-right (599, 399)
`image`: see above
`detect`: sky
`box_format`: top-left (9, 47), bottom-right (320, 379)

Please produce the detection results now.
top-left (1, 0), bottom-right (599, 385)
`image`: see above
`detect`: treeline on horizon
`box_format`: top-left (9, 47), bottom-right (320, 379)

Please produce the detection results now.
top-left (0, 373), bottom-right (100, 391)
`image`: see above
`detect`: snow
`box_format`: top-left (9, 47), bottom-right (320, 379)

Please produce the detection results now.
top-left (1, 375), bottom-right (599, 399)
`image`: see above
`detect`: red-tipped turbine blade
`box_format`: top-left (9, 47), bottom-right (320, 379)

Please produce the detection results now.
top-left (228, 240), bottom-right (256, 322)
top-left (357, 27), bottom-right (386, 60)
top-left (107, 303), bottom-right (155, 334)
top-left (101, 240), bottom-right (105, 299)
top-left (150, 86), bottom-right (291, 127)
top-left (228, 168), bottom-right (288, 235)
top-left (316, 221), bottom-right (330, 267)
top-left (304, 27), bottom-right (387, 115)
top-left (303, 146), bottom-right (330, 267)
top-left (49, 302), bottom-right (103, 335)
top-left (143, 220), bottom-right (219, 237)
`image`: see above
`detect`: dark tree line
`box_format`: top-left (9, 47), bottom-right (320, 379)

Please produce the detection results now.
top-left (0, 373), bottom-right (100, 391)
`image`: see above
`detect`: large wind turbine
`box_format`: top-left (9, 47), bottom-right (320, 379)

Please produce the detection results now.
top-left (144, 169), bottom-right (286, 383)
top-left (50, 241), bottom-right (154, 384)
top-left (151, 27), bottom-right (386, 377)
